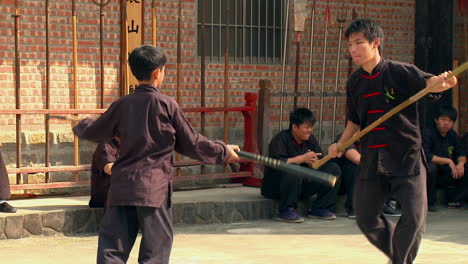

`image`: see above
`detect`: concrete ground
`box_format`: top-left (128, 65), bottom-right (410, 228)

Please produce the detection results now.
top-left (0, 208), bottom-right (467, 264)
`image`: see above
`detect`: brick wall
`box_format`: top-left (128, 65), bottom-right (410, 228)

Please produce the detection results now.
top-left (1, 0), bottom-right (454, 171)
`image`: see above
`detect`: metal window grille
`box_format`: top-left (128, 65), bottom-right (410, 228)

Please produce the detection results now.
top-left (197, 0), bottom-right (284, 63)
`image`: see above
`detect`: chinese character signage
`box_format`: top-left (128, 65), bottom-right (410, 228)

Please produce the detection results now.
top-left (124, 0), bottom-right (143, 94)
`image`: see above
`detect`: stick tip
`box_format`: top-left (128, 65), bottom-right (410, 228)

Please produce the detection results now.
top-left (330, 175), bottom-right (337, 187)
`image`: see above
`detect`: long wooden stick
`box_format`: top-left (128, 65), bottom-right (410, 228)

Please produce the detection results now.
top-left (152, 0), bottom-right (157, 46)
top-left (13, 0), bottom-right (22, 185)
top-left (45, 0), bottom-right (51, 182)
top-left (72, 0), bottom-right (79, 182)
top-left (223, 0), bottom-right (231, 173)
top-left (91, 0), bottom-right (110, 108)
top-left (199, 0), bottom-right (206, 175)
top-left (318, 0), bottom-right (331, 143)
top-left (176, 0), bottom-right (183, 176)
top-left (306, 0), bottom-right (317, 109)
top-left (313, 61), bottom-right (468, 169)
top-left (236, 151), bottom-right (336, 187)
top-left (278, 0), bottom-right (291, 131)
top-left (331, 5), bottom-right (346, 143)
top-left (452, 60), bottom-right (460, 133)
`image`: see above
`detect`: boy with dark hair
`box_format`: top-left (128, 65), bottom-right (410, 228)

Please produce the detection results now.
top-left (422, 105), bottom-right (467, 211)
top-left (0, 143), bottom-right (16, 213)
top-left (73, 45), bottom-right (240, 264)
top-left (329, 19), bottom-right (457, 264)
top-left (261, 108), bottom-right (341, 223)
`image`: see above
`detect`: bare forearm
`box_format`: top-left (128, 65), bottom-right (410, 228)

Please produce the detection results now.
top-left (287, 155), bottom-right (304, 164)
top-left (345, 149), bottom-right (361, 165)
top-left (457, 156), bottom-right (467, 166)
top-left (431, 155), bottom-right (452, 165)
top-left (337, 121), bottom-right (360, 147)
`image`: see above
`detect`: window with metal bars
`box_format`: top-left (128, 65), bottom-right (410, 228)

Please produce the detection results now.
top-left (197, 0), bottom-right (284, 63)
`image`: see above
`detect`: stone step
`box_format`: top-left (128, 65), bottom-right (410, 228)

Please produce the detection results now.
top-left (0, 187), bottom-right (447, 240)
top-left (0, 187), bottom-right (275, 240)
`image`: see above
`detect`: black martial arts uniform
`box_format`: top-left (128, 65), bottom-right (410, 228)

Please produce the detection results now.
top-left (261, 129), bottom-right (341, 212)
top-left (422, 125), bottom-right (468, 205)
top-left (89, 138), bottom-right (120, 208)
top-left (74, 84), bottom-right (229, 264)
top-left (346, 59), bottom-right (439, 264)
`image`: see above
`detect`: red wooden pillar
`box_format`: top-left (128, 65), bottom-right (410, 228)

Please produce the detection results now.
top-left (241, 92), bottom-right (261, 187)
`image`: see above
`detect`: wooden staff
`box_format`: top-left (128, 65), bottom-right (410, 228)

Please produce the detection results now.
top-left (347, 7), bottom-right (358, 77)
top-left (119, 0), bottom-right (128, 96)
top-left (236, 151), bottom-right (336, 187)
top-left (176, 0), bottom-right (183, 176)
top-left (279, 0), bottom-right (291, 131)
top-left (453, 60), bottom-right (460, 133)
top-left (313, 62), bottom-right (468, 169)
top-left (92, 0), bottom-right (111, 108)
top-left (293, 0), bottom-right (308, 108)
top-left (293, 31), bottom-right (301, 109)
top-left (152, 0), bottom-right (157, 46)
top-left (306, 0), bottom-right (317, 109)
top-left (200, 0), bottom-right (207, 174)
top-left (318, 0), bottom-right (331, 143)
top-left (331, 5), bottom-right (346, 142)
top-left (13, 0), bottom-right (22, 185)
top-left (176, 0), bottom-right (182, 104)
top-left (45, 0), bottom-right (51, 182)
top-left (72, 0), bottom-right (79, 182)
top-left (223, 0), bottom-right (231, 173)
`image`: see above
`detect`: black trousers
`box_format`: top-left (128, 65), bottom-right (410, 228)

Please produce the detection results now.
top-left (427, 163), bottom-right (468, 205)
top-left (354, 163), bottom-right (427, 264)
top-left (264, 162), bottom-right (341, 212)
top-left (341, 159), bottom-right (358, 211)
top-left (89, 172), bottom-right (111, 208)
top-left (97, 203), bottom-right (173, 264)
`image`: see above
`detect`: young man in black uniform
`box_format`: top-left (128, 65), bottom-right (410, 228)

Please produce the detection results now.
top-left (328, 19), bottom-right (457, 264)
top-left (261, 108), bottom-right (341, 222)
top-left (73, 45), bottom-right (240, 264)
top-left (422, 105), bottom-right (467, 211)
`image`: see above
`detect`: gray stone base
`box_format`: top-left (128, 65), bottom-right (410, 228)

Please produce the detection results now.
top-left (0, 187), bottom-right (447, 240)
top-left (0, 187), bottom-right (276, 240)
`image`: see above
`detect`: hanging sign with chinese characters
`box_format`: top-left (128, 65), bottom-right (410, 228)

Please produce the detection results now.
top-left (125, 0), bottom-right (143, 94)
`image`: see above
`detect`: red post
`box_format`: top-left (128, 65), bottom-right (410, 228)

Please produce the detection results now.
top-left (241, 92), bottom-right (261, 187)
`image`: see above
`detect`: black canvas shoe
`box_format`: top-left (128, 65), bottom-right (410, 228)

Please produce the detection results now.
top-left (0, 202), bottom-right (17, 213)
top-left (383, 202), bottom-right (401, 217)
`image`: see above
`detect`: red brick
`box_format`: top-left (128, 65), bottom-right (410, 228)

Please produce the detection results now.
top-left (0, 0), bottom-right (465, 135)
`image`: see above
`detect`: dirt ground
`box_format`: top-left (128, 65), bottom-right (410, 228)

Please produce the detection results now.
top-left (1, 208), bottom-right (467, 264)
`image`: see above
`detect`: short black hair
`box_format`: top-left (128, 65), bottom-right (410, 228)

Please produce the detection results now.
top-left (345, 18), bottom-right (384, 53)
top-left (128, 45), bottom-right (167, 81)
top-left (289, 108), bottom-right (316, 130)
top-left (435, 105), bottom-right (457, 122)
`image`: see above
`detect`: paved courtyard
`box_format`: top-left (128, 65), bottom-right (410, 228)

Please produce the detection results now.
top-left (1, 208), bottom-right (467, 264)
